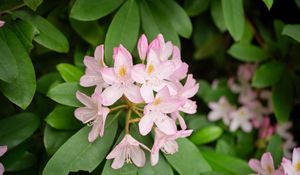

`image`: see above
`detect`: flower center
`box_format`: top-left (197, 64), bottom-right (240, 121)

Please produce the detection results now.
top-left (294, 161), bottom-right (300, 171)
top-left (147, 64), bottom-right (154, 75)
top-left (153, 98), bottom-right (161, 106)
top-left (266, 164), bottom-right (273, 173)
top-left (118, 66), bottom-right (127, 77)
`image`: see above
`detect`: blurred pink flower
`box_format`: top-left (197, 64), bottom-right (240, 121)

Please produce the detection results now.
top-left (137, 34), bottom-right (148, 61)
top-left (249, 152), bottom-right (284, 175)
top-left (101, 44), bottom-right (143, 105)
top-left (208, 96), bottom-right (235, 125)
top-left (276, 122), bottom-right (297, 158)
top-left (80, 45), bottom-right (107, 88)
top-left (151, 128), bottom-right (192, 166)
top-left (75, 89), bottom-right (109, 142)
top-left (282, 148), bottom-right (300, 175)
top-left (0, 20), bottom-right (4, 28)
top-left (106, 134), bottom-right (150, 169)
top-left (237, 63), bottom-right (256, 84)
top-left (229, 107), bottom-right (253, 132)
top-left (0, 145), bottom-right (7, 175)
top-left (139, 87), bottom-right (182, 136)
top-left (258, 117), bottom-right (274, 140)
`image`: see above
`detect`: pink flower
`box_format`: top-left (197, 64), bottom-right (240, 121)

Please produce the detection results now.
top-left (0, 145), bottom-right (7, 175)
top-left (131, 49), bottom-right (176, 103)
top-left (106, 134), bottom-right (150, 169)
top-left (148, 34), bottom-right (173, 61)
top-left (282, 148), bottom-right (300, 175)
top-left (80, 45), bottom-right (107, 88)
top-left (0, 20), bottom-right (4, 28)
top-left (258, 117), bottom-right (274, 140)
top-left (169, 46), bottom-right (188, 81)
top-left (208, 96), bottom-right (235, 125)
top-left (151, 128), bottom-right (192, 166)
top-left (276, 122), bottom-right (297, 158)
top-left (138, 87), bottom-right (182, 136)
top-left (74, 89), bottom-right (109, 142)
top-left (229, 107), bottom-right (253, 132)
top-left (138, 34), bottom-right (148, 61)
top-left (237, 63), bottom-right (256, 84)
top-left (249, 152), bottom-right (284, 175)
top-left (100, 44), bottom-right (143, 106)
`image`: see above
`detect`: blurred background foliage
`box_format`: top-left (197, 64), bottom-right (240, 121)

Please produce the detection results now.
top-left (0, 0), bottom-right (300, 174)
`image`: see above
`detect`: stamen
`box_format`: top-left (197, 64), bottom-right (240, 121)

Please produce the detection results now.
top-left (147, 64), bottom-right (154, 75)
top-left (153, 98), bottom-right (161, 106)
top-left (118, 66), bottom-right (127, 77)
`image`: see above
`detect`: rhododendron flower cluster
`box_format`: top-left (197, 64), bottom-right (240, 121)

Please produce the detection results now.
top-left (207, 63), bottom-right (296, 157)
top-left (248, 148), bottom-right (300, 175)
top-left (75, 34), bottom-right (198, 169)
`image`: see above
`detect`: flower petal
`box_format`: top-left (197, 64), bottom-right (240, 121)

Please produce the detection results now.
top-left (248, 159), bottom-right (265, 174)
top-left (140, 84), bottom-right (154, 103)
top-left (138, 34), bottom-right (148, 61)
top-left (94, 45), bottom-right (106, 68)
top-left (76, 91), bottom-right (94, 108)
top-left (208, 111), bottom-right (222, 121)
top-left (151, 151), bottom-right (160, 166)
top-left (0, 163), bottom-right (4, 175)
top-left (155, 114), bottom-right (177, 135)
top-left (0, 146), bottom-right (7, 157)
top-left (111, 149), bottom-right (126, 169)
top-left (281, 158), bottom-right (294, 175)
top-left (139, 113), bottom-right (154, 136)
top-left (124, 84), bottom-right (143, 104)
top-left (241, 121), bottom-right (252, 132)
top-left (157, 61), bottom-right (175, 79)
top-left (113, 44), bottom-right (133, 70)
top-left (131, 64), bottom-right (147, 84)
top-left (130, 146), bottom-right (146, 167)
top-left (88, 117), bottom-right (101, 142)
top-left (101, 84), bottom-right (123, 106)
top-left (101, 67), bottom-right (118, 84)
top-left (261, 152), bottom-right (275, 172)
top-left (293, 147), bottom-right (300, 166)
top-left (171, 112), bottom-right (187, 130)
top-left (74, 107), bottom-right (95, 123)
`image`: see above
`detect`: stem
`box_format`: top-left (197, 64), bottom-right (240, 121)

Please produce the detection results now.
top-left (129, 118), bottom-right (140, 124)
top-left (109, 104), bottom-right (128, 112)
top-left (0, 3), bottom-right (26, 15)
top-left (132, 108), bottom-right (143, 118)
top-left (134, 106), bottom-right (144, 112)
top-left (125, 109), bottom-right (132, 134)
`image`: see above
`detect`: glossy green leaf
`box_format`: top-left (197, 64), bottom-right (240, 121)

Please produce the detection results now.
top-left (202, 150), bottom-right (252, 175)
top-left (140, 0), bottom-right (180, 47)
top-left (56, 63), bottom-right (84, 82)
top-left (43, 114), bottom-right (119, 175)
top-left (23, 0), bottom-right (43, 10)
top-left (70, 19), bottom-right (105, 46)
top-left (228, 43), bottom-right (269, 62)
top-left (45, 105), bottom-right (82, 130)
top-left (252, 61), bottom-right (284, 88)
top-left (154, 0), bottom-right (192, 38)
top-left (184, 0), bottom-right (210, 17)
top-left (190, 126), bottom-right (223, 145)
top-left (216, 139), bottom-right (236, 156)
top-left (104, 0), bottom-right (140, 65)
top-left (10, 19), bottom-right (39, 53)
top-left (235, 131), bottom-right (254, 159)
top-left (70, 0), bottom-right (124, 21)
top-left (222, 0), bottom-right (245, 41)
top-left (47, 82), bottom-right (87, 107)
top-left (0, 27), bottom-right (36, 109)
top-left (0, 35), bottom-right (18, 83)
top-left (282, 24), bottom-right (300, 42)
top-left (138, 154), bottom-right (173, 175)
top-left (272, 75), bottom-right (294, 122)
top-left (240, 21), bottom-right (254, 44)
top-left (262, 0), bottom-right (273, 10)
top-left (37, 73), bottom-right (61, 94)
top-left (266, 134), bottom-right (283, 166)
top-left (0, 113), bottom-right (40, 149)
top-left (14, 10), bottom-right (69, 53)
top-left (44, 125), bottom-right (74, 156)
top-left (5, 152), bottom-right (36, 171)
top-left (165, 138), bottom-right (212, 175)
top-left (210, 0), bottom-right (226, 32)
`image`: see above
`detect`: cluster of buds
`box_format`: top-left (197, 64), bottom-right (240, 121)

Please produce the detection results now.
top-left (75, 34), bottom-right (198, 169)
top-left (248, 148), bottom-right (300, 175)
top-left (207, 64), bottom-right (296, 158)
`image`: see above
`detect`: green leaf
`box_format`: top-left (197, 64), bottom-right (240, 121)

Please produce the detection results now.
top-left (44, 125), bottom-right (74, 156)
top-left (70, 19), bottom-right (105, 46)
top-left (184, 0), bottom-right (210, 17)
top-left (240, 21), bottom-right (254, 44)
top-left (202, 149), bottom-right (252, 175)
top-left (272, 74), bottom-right (294, 122)
top-left (210, 0), bottom-right (226, 32)
top-left (282, 24), bottom-right (300, 42)
top-left (10, 19), bottom-right (39, 52)
top-left (262, 0), bottom-right (273, 10)
top-left (216, 139), bottom-right (236, 156)
top-left (42, 114), bottom-right (119, 175)
top-left (188, 114), bottom-right (213, 131)
top-left (47, 82), bottom-right (88, 107)
top-left (102, 160), bottom-right (137, 175)
top-left (0, 27), bottom-right (36, 109)
top-left (5, 152), bottom-right (36, 171)
top-left (23, 0), bottom-right (43, 10)
top-left (104, 0), bottom-right (140, 66)
top-left (0, 34), bottom-right (18, 83)
top-left (37, 73), bottom-right (61, 94)
top-left (154, 0), bottom-right (192, 38)
top-left (252, 61), bottom-right (284, 88)
top-left (0, 113), bottom-right (40, 149)
top-left (190, 126), bottom-right (223, 145)
top-left (138, 155), bottom-right (173, 175)
top-left (56, 63), bottom-right (84, 82)
top-left (45, 105), bottom-right (82, 130)
top-left (266, 134), bottom-right (283, 166)
top-left (228, 43), bottom-right (269, 62)
top-left (14, 10), bottom-right (69, 53)
top-left (222, 0), bottom-right (245, 41)
top-left (165, 138), bottom-right (212, 175)
top-left (140, 0), bottom-right (180, 47)
top-left (235, 131), bottom-right (255, 159)
top-left (70, 0), bottom-right (124, 21)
